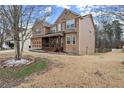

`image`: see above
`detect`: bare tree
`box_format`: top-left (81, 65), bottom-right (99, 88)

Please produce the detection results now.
top-left (0, 5), bottom-right (53, 60)
top-left (0, 13), bottom-right (9, 50)
top-left (0, 27), bottom-right (6, 50)
top-left (19, 6), bottom-right (53, 56)
top-left (112, 20), bottom-right (123, 48)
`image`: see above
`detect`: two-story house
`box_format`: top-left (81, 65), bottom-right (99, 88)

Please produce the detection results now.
top-left (31, 9), bottom-right (95, 55)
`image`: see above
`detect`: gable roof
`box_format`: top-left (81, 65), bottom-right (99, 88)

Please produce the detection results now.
top-left (32, 8), bottom-right (94, 28)
top-left (55, 8), bottom-right (80, 23)
top-left (33, 19), bottom-right (50, 28)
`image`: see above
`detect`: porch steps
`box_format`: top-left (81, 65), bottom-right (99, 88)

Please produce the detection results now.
top-left (29, 49), bottom-right (46, 53)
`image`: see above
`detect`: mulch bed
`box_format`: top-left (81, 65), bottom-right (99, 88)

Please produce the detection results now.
top-left (0, 55), bottom-right (35, 88)
top-left (0, 55), bottom-right (35, 69)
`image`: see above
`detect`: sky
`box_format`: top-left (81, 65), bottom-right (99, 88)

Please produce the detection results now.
top-left (23, 5), bottom-right (124, 29)
top-left (45, 5), bottom-right (124, 38)
top-left (43, 5), bottom-right (124, 24)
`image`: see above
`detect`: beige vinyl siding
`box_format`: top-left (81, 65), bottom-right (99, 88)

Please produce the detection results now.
top-left (78, 15), bottom-right (95, 55)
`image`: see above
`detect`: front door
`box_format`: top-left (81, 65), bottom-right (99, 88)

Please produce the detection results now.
top-left (42, 36), bottom-right (63, 52)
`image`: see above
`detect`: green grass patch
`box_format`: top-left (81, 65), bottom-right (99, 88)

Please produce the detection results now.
top-left (0, 57), bottom-right (48, 79)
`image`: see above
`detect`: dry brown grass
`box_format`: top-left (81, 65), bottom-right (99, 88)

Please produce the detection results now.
top-left (1, 50), bottom-right (124, 88)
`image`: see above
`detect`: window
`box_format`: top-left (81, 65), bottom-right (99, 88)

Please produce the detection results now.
top-left (35, 28), bottom-right (41, 33)
top-left (72, 36), bottom-right (76, 44)
top-left (66, 35), bottom-right (76, 44)
top-left (66, 19), bottom-right (75, 30)
top-left (51, 26), bottom-right (56, 33)
top-left (66, 36), bottom-right (71, 44)
top-left (58, 24), bottom-right (61, 31)
top-left (61, 23), bottom-right (65, 31)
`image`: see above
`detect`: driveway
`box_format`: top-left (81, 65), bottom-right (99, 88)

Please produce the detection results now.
top-left (0, 49), bottom-right (14, 53)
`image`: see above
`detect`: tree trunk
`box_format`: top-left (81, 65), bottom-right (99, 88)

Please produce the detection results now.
top-left (109, 39), bottom-right (112, 49)
top-left (20, 40), bottom-right (24, 57)
top-left (14, 34), bottom-right (21, 60)
top-left (0, 42), bottom-right (3, 50)
top-left (12, 5), bottom-right (21, 60)
top-left (0, 39), bottom-right (3, 50)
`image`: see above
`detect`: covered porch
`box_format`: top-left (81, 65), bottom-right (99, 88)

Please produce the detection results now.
top-left (42, 33), bottom-right (64, 52)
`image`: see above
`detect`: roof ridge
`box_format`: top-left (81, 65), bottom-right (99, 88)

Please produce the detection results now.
top-left (33, 8), bottom-right (93, 28)
top-left (55, 8), bottom-right (80, 23)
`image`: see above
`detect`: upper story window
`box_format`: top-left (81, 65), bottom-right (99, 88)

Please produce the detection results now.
top-left (58, 23), bottom-right (65, 31)
top-left (35, 28), bottom-right (42, 34)
top-left (61, 23), bottom-right (65, 31)
top-left (51, 26), bottom-right (57, 33)
top-left (66, 19), bottom-right (75, 30)
top-left (58, 24), bottom-right (61, 31)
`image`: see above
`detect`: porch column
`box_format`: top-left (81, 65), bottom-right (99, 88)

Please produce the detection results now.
top-left (41, 38), bottom-right (42, 49)
top-left (48, 37), bottom-right (50, 48)
top-left (59, 36), bottom-right (61, 47)
top-left (58, 36), bottom-right (61, 52)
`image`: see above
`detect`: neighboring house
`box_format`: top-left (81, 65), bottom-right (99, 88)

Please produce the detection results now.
top-left (20, 28), bottom-right (32, 50)
top-left (2, 36), bottom-right (13, 49)
top-left (0, 31), bottom-right (14, 49)
top-left (31, 9), bottom-right (95, 55)
top-left (1, 29), bottom-right (31, 50)
top-left (2, 36), bottom-right (31, 50)
top-left (21, 38), bottom-right (31, 50)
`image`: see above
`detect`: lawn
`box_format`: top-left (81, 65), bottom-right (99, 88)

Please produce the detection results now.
top-left (0, 56), bottom-right (48, 87)
top-left (1, 50), bottom-right (124, 88)
top-left (15, 58), bottom-right (48, 78)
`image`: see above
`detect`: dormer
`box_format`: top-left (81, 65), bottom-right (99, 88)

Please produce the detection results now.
top-left (32, 20), bottom-right (50, 36)
top-left (55, 8), bottom-right (79, 24)
top-left (54, 9), bottom-right (80, 32)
